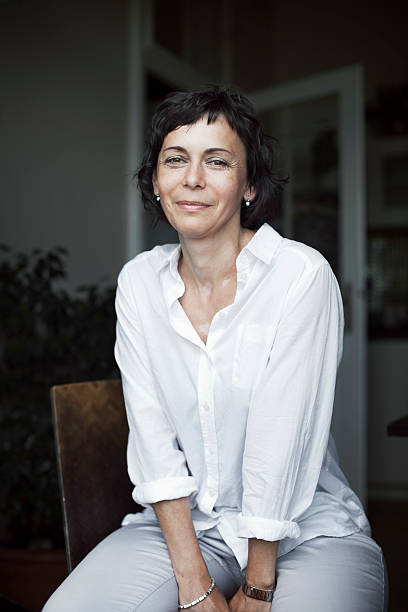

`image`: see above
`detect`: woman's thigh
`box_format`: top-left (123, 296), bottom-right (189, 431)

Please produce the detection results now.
top-left (272, 532), bottom-right (388, 612)
top-left (42, 524), bottom-right (240, 612)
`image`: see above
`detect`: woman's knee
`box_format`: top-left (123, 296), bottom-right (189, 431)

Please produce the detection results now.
top-left (43, 525), bottom-right (243, 612)
top-left (272, 532), bottom-right (386, 612)
top-left (43, 525), bottom-right (176, 611)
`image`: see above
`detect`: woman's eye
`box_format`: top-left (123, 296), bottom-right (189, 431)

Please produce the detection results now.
top-left (207, 158), bottom-right (229, 167)
top-left (164, 156), bottom-right (186, 165)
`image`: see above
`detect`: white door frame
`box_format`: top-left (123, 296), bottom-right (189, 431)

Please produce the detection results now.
top-left (126, 0), bottom-right (145, 260)
top-left (250, 66), bottom-right (367, 504)
top-left (126, 0), bottom-right (215, 260)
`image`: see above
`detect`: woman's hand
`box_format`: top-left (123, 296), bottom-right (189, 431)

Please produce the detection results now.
top-left (178, 583), bottom-right (230, 611)
top-left (228, 586), bottom-right (271, 612)
top-left (228, 538), bottom-right (277, 611)
top-left (152, 499), bottom-right (230, 610)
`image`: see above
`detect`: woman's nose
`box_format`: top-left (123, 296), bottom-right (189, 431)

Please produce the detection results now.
top-left (183, 161), bottom-right (205, 188)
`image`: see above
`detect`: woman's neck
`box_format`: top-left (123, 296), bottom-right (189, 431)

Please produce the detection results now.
top-left (178, 223), bottom-right (255, 290)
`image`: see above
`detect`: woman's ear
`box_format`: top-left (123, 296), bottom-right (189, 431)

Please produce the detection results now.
top-left (244, 185), bottom-right (257, 203)
top-left (152, 172), bottom-right (158, 197)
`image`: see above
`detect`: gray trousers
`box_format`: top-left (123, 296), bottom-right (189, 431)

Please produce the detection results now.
top-left (43, 524), bottom-right (388, 611)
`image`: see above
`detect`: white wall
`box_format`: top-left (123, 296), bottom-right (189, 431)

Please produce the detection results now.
top-left (0, 0), bottom-right (128, 288)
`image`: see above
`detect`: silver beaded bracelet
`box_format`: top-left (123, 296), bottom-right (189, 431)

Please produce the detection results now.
top-left (178, 577), bottom-right (216, 609)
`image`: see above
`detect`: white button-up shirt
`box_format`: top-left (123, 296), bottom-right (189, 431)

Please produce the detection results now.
top-left (114, 223), bottom-right (370, 569)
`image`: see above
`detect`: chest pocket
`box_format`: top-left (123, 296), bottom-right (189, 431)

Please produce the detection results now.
top-left (232, 324), bottom-right (274, 390)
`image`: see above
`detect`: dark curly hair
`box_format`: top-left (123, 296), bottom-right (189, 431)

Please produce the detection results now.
top-left (137, 86), bottom-right (287, 230)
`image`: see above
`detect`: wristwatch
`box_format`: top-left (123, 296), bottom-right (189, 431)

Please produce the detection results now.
top-left (242, 580), bottom-right (276, 602)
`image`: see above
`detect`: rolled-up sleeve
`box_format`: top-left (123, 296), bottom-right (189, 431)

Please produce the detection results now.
top-left (114, 266), bottom-right (197, 506)
top-left (238, 262), bottom-right (344, 542)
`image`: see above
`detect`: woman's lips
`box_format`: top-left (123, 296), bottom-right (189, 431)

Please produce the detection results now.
top-left (176, 201), bottom-right (211, 211)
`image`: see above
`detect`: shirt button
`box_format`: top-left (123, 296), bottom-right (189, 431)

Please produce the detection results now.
top-left (201, 402), bottom-right (210, 411)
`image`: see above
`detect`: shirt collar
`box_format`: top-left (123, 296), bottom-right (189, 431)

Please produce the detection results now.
top-left (243, 222), bottom-right (283, 265)
top-left (153, 223), bottom-right (282, 272)
top-left (152, 243), bottom-right (181, 274)
top-left (155, 223), bottom-right (283, 310)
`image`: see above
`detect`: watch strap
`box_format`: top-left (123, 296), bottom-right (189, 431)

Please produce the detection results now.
top-left (242, 580), bottom-right (275, 602)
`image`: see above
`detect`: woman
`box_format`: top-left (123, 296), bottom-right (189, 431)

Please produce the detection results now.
top-left (44, 87), bottom-right (387, 611)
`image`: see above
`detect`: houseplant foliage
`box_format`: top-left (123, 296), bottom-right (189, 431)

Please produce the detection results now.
top-left (0, 245), bottom-right (119, 548)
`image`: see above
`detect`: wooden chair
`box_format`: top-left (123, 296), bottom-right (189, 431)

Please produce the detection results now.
top-left (51, 380), bottom-right (141, 572)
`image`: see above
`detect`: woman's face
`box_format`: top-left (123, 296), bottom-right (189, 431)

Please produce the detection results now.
top-left (153, 115), bottom-right (254, 240)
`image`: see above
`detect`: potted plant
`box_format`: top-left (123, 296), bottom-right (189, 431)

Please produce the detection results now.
top-left (0, 245), bottom-right (119, 609)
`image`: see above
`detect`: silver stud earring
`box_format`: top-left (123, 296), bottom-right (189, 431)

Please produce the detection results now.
top-left (156, 194), bottom-right (160, 202)
top-left (245, 199), bottom-right (251, 207)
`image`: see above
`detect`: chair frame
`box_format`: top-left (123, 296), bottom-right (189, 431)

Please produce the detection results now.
top-left (51, 379), bottom-right (140, 571)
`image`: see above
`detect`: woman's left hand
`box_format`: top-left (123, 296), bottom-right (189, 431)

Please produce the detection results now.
top-left (228, 587), bottom-right (272, 612)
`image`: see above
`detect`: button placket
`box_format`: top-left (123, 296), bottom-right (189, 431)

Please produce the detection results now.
top-left (197, 349), bottom-right (219, 512)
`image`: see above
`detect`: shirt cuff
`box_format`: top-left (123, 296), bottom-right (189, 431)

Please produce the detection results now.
top-left (132, 476), bottom-right (198, 505)
top-left (237, 514), bottom-right (301, 541)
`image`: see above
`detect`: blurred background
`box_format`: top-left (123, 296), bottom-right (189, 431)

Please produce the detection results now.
top-left (0, 0), bottom-right (407, 610)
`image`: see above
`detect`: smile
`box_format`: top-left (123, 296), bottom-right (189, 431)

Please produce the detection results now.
top-left (176, 201), bottom-right (211, 211)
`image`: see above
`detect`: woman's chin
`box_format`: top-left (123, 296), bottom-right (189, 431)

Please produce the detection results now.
top-left (167, 215), bottom-right (216, 240)
top-left (176, 225), bottom-right (214, 241)
top-left (166, 210), bottom-right (241, 241)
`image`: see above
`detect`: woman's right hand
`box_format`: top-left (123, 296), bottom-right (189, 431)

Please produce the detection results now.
top-left (178, 581), bottom-right (230, 611)
top-left (152, 498), bottom-right (231, 610)
top-left (194, 585), bottom-right (230, 611)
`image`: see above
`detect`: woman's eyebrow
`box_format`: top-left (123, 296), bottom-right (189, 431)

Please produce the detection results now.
top-left (162, 146), bottom-right (233, 154)
top-left (205, 147), bottom-right (233, 155)
top-left (162, 146), bottom-right (186, 153)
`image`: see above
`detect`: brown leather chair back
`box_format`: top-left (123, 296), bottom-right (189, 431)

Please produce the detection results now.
top-left (51, 380), bottom-right (140, 571)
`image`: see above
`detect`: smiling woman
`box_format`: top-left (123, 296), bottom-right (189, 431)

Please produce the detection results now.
top-left (43, 86), bottom-right (387, 612)
top-left (153, 117), bottom-right (253, 244)
top-left (138, 87), bottom-right (286, 232)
